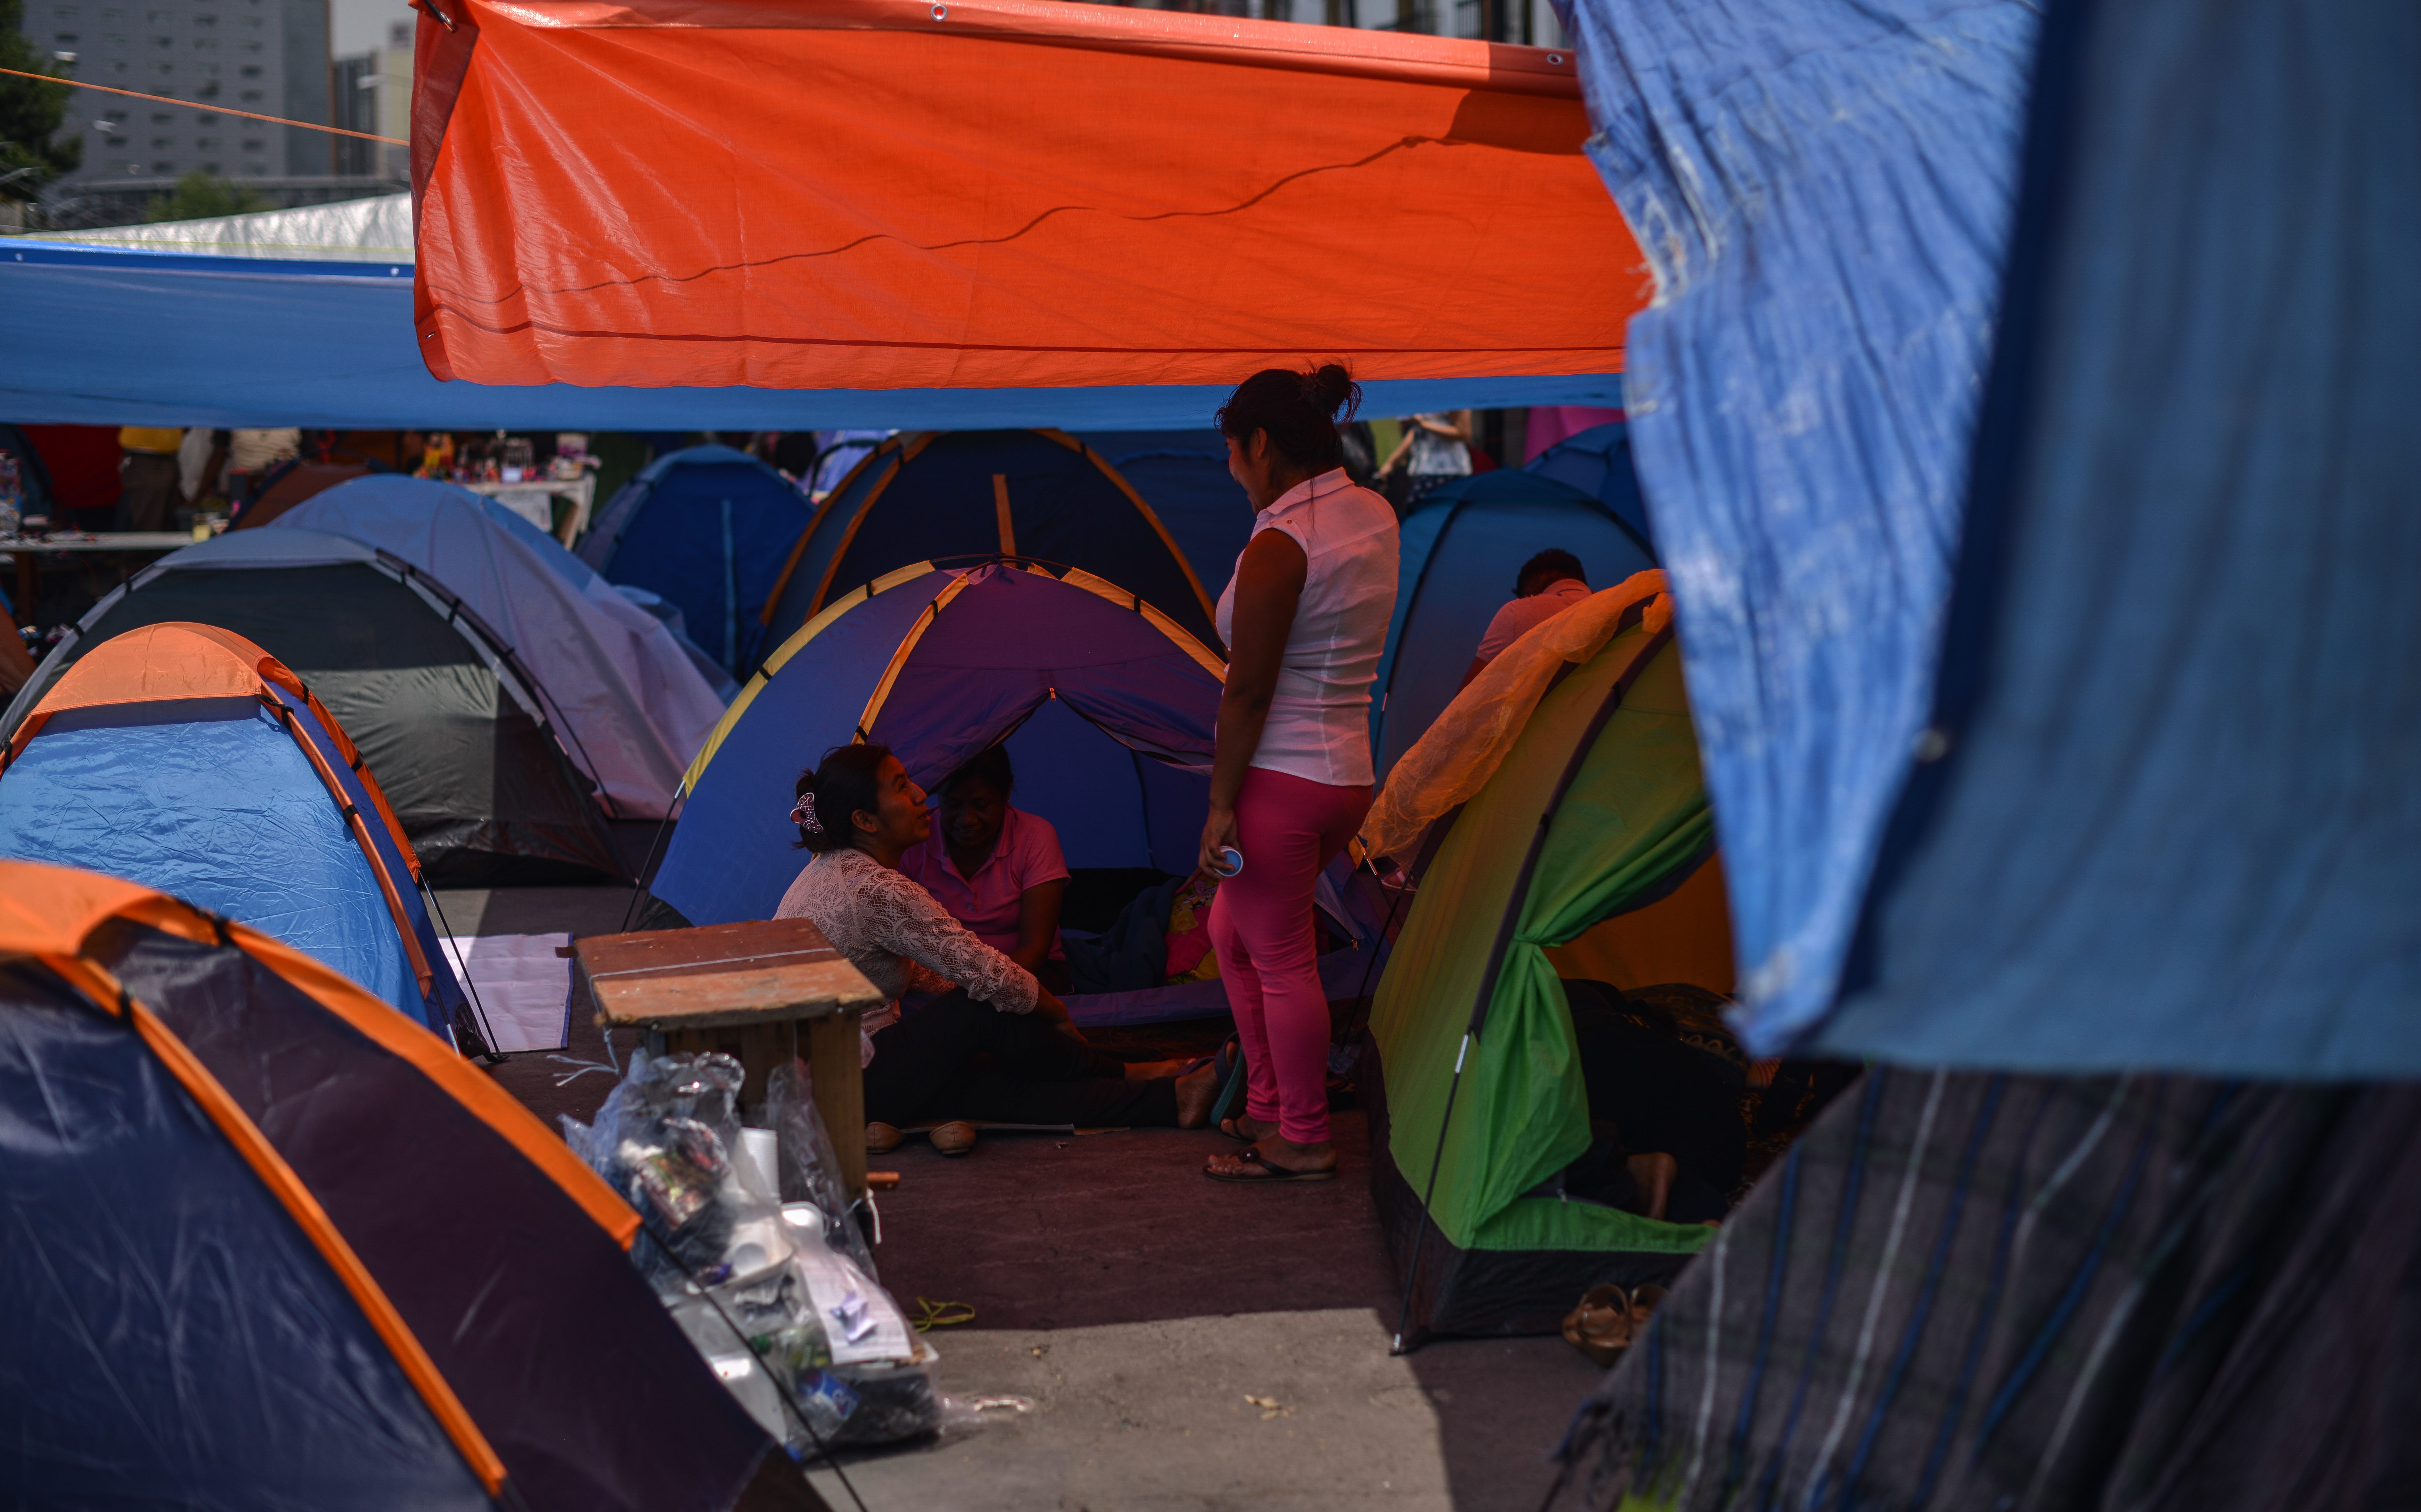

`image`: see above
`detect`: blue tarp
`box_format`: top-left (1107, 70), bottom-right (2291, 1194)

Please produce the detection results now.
top-left (0, 697), bottom-right (461, 1036)
top-left (0, 241), bottom-right (1629, 430)
top-left (1072, 430), bottom-right (1255, 598)
top-left (1817, 0), bottom-right (2421, 1076)
top-left (1369, 470), bottom-right (1657, 779)
top-left (1563, 0), bottom-right (2038, 1050)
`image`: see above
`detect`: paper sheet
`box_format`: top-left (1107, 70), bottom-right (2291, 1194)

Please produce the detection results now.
top-left (441, 933), bottom-right (572, 1053)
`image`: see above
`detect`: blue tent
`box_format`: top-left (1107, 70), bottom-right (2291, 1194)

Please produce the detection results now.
top-left (1522, 420), bottom-right (1655, 550)
top-left (1369, 470), bottom-right (1659, 779)
top-left (0, 622), bottom-right (473, 1045)
top-left (656, 561), bottom-right (1223, 928)
top-left (758, 430), bottom-right (1223, 655)
top-left (578, 446), bottom-right (816, 676)
top-left (1071, 429), bottom-right (1256, 599)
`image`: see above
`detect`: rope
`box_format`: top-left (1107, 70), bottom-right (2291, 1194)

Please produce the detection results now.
top-left (0, 67), bottom-right (408, 144)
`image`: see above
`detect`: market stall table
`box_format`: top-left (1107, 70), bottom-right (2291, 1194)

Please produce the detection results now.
top-left (573, 917), bottom-right (884, 1195)
top-left (0, 531), bottom-right (196, 610)
top-left (461, 475), bottom-right (596, 544)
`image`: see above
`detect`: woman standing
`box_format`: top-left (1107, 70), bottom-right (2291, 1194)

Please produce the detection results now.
top-left (1202, 365), bottom-right (1399, 1182)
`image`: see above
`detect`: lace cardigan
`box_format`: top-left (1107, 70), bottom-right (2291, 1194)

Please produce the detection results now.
top-left (774, 847), bottom-right (1038, 1041)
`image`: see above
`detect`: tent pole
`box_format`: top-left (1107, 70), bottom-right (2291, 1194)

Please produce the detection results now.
top-left (619, 779), bottom-right (685, 933)
top-left (1391, 1027), bottom-right (1471, 1354)
top-left (419, 880), bottom-right (505, 1064)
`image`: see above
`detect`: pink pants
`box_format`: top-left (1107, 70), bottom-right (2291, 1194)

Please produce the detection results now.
top-left (1207, 766), bottom-right (1372, 1146)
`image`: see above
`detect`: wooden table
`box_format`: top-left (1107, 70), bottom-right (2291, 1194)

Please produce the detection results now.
top-left (461, 475), bottom-right (597, 545)
top-left (572, 919), bottom-right (886, 1196)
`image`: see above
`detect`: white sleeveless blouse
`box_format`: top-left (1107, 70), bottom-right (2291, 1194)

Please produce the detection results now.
top-left (1214, 468), bottom-right (1399, 788)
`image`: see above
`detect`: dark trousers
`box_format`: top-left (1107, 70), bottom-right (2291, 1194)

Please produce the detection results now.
top-left (862, 990), bottom-right (1177, 1128)
top-left (117, 452), bottom-right (182, 532)
top-left (1567, 991), bottom-right (1747, 1202)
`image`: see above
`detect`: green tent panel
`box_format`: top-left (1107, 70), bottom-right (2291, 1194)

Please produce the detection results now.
top-left (1364, 624), bottom-right (1719, 1345)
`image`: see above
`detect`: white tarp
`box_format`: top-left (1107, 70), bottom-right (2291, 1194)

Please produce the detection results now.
top-left (22, 193), bottom-right (413, 263)
top-left (271, 476), bottom-right (728, 817)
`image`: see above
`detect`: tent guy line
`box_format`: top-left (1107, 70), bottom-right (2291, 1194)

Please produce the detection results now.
top-left (0, 67), bottom-right (409, 145)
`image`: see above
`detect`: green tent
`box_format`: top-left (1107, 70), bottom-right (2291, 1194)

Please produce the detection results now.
top-left (1363, 619), bottom-right (1723, 1347)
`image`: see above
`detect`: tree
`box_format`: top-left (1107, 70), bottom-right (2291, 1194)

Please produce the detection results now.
top-left (0, 0), bottom-right (81, 200)
top-left (145, 171), bottom-right (273, 223)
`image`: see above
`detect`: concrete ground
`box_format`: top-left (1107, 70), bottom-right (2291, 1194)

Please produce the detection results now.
top-left (448, 882), bottom-right (1607, 1512)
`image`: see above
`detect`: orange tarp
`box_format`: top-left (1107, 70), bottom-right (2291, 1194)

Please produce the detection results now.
top-left (412, 0), bottom-right (1647, 390)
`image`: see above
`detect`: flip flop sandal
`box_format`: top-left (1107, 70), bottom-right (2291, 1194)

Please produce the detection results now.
top-left (1203, 1147), bottom-right (1338, 1183)
top-left (1208, 1035), bottom-right (1249, 1130)
top-left (1217, 1115), bottom-right (1271, 1144)
top-left (1561, 1285), bottom-right (1637, 1367)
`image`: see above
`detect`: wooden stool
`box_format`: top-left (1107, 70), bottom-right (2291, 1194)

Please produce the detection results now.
top-left (572, 919), bottom-right (886, 1196)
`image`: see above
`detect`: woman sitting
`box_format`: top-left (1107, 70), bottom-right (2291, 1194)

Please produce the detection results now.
top-left (897, 744), bottom-right (1068, 986)
top-left (777, 743), bottom-right (1214, 1156)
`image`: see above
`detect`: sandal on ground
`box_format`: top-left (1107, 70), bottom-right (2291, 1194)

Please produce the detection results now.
top-left (931, 1120), bottom-right (978, 1157)
top-left (1560, 1284), bottom-right (1669, 1367)
top-left (866, 1121), bottom-right (904, 1155)
top-left (1203, 1147), bottom-right (1337, 1183)
top-left (1218, 1114), bottom-right (1275, 1143)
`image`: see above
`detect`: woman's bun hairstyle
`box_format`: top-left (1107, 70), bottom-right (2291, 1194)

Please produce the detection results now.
top-left (1216, 362), bottom-right (1361, 475)
top-left (792, 742), bottom-right (894, 853)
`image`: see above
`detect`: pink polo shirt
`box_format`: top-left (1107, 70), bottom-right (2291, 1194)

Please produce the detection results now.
top-left (1475, 578), bottom-right (1592, 665)
top-left (898, 806), bottom-right (1071, 956)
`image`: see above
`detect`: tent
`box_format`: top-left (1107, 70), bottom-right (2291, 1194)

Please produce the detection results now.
top-left (1370, 469), bottom-right (1657, 779)
top-left (1072, 429), bottom-right (1256, 605)
top-left (1521, 420), bottom-right (1653, 550)
top-left (1, 530), bottom-right (625, 885)
top-left (1361, 588), bottom-right (1731, 1345)
top-left (0, 622), bottom-right (475, 1046)
top-left (655, 560), bottom-right (1223, 930)
top-left (579, 446), bottom-right (817, 677)
top-left (0, 859), bottom-right (782, 1510)
top-left (271, 476), bottom-right (728, 818)
top-left (759, 429), bottom-right (1223, 654)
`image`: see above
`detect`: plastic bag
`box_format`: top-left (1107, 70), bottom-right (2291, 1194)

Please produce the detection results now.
top-left (565, 1050), bottom-right (942, 1449)
top-left (763, 1058), bottom-right (876, 1278)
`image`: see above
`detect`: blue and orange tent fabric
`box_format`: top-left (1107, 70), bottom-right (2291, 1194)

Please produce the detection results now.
top-left (657, 560), bottom-right (1224, 927)
top-left (408, 0), bottom-right (1648, 395)
top-left (0, 623), bottom-right (475, 1045)
top-left (759, 429), bottom-right (1224, 654)
top-left (0, 859), bottom-right (776, 1510)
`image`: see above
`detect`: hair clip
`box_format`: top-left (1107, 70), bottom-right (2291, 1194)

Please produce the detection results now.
top-left (790, 793), bottom-right (822, 832)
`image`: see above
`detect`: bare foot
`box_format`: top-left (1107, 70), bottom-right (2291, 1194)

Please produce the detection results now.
top-left (1219, 1113), bottom-right (1278, 1142)
top-left (1125, 1057), bottom-right (1190, 1080)
top-left (1205, 1135), bottom-right (1337, 1180)
top-left (1174, 1063), bottom-right (1220, 1128)
top-left (1627, 1151), bottom-right (1677, 1222)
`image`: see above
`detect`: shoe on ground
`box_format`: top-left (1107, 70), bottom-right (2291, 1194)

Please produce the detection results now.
top-left (865, 1121), bottom-right (904, 1155)
top-left (930, 1120), bottom-right (978, 1157)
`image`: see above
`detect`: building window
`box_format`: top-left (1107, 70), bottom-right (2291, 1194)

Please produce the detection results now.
top-left (241, 137), bottom-right (262, 149)
top-left (239, 40), bottom-right (257, 50)
top-left (102, 7), bottom-right (123, 18)
top-left (151, 160), bottom-right (172, 171)
top-left (54, 32), bottom-right (78, 42)
top-left (197, 61), bottom-right (218, 73)
top-left (150, 110), bottom-right (171, 121)
top-left (196, 135), bottom-right (216, 146)
top-left (194, 36), bottom-right (216, 48)
top-left (197, 79), bottom-right (218, 94)
top-left (201, 160), bottom-right (218, 172)
top-left (150, 135), bottom-right (171, 146)
top-left (195, 11), bottom-right (215, 22)
top-left (151, 34), bottom-right (171, 45)
top-left (106, 135), bottom-right (128, 146)
top-left (238, 64), bottom-right (257, 76)
top-left (238, 89), bottom-right (260, 101)
top-left (195, 112), bottom-right (216, 124)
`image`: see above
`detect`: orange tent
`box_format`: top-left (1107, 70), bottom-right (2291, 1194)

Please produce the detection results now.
top-left (411, 0), bottom-right (1647, 392)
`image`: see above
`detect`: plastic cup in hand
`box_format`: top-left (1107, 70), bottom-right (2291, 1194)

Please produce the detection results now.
top-left (1209, 846), bottom-right (1244, 879)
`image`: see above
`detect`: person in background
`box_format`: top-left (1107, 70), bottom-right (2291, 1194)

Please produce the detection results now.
top-left (222, 427), bottom-right (300, 508)
top-left (175, 427), bottom-right (225, 517)
top-left (1200, 364), bottom-right (1399, 1184)
top-left (1376, 409), bottom-right (1473, 514)
top-left (1462, 548), bottom-right (1591, 687)
top-left (778, 743), bottom-right (1214, 1158)
top-left (115, 426), bottom-right (186, 532)
top-left (898, 743), bottom-right (1071, 988)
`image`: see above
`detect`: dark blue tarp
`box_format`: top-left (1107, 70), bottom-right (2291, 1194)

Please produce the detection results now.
top-left (1072, 429), bottom-right (1255, 599)
top-left (1369, 470), bottom-right (1657, 778)
top-left (1562, 0), bottom-right (2038, 1050)
top-left (0, 241), bottom-right (1628, 430)
top-left (1819, 0), bottom-right (2421, 1076)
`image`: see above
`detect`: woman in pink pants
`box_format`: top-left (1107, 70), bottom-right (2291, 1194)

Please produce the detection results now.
top-left (1200, 364), bottom-right (1398, 1182)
